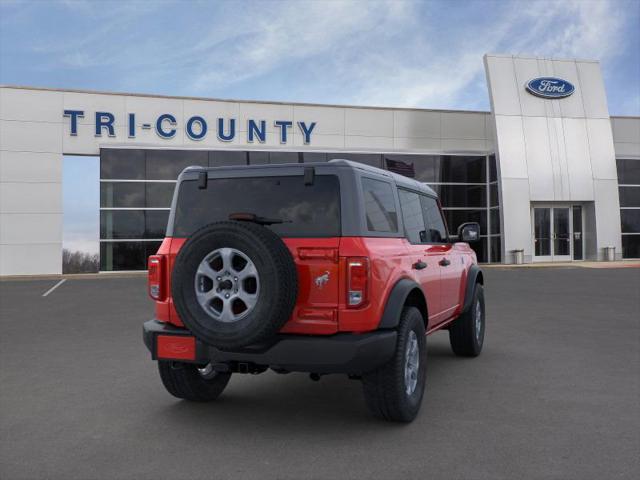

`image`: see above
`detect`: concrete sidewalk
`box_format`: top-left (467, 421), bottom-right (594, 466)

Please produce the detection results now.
top-left (484, 260), bottom-right (640, 269)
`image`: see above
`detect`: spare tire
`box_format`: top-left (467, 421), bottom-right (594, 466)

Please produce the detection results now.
top-left (171, 221), bottom-right (298, 349)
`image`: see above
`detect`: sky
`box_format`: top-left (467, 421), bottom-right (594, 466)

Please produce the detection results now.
top-left (1, 0), bottom-right (639, 253)
top-left (62, 156), bottom-right (98, 254)
top-left (1, 0), bottom-right (639, 114)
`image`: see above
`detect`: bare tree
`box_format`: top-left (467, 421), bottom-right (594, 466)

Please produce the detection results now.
top-left (62, 249), bottom-right (99, 274)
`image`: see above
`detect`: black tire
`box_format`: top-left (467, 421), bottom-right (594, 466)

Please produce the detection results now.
top-left (172, 221), bottom-right (298, 349)
top-left (362, 307), bottom-right (427, 422)
top-left (158, 361), bottom-right (231, 402)
top-left (449, 283), bottom-right (485, 357)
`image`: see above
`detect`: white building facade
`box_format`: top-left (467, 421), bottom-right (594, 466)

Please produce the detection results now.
top-left (1, 54), bottom-right (639, 275)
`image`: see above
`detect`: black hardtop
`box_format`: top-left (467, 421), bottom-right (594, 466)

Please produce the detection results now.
top-left (168, 158), bottom-right (438, 238)
top-left (177, 158), bottom-right (437, 198)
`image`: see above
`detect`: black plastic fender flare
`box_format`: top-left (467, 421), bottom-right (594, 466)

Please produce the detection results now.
top-left (378, 278), bottom-right (426, 329)
top-left (461, 264), bottom-right (483, 314)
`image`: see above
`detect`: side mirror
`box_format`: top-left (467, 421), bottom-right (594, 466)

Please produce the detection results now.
top-left (457, 222), bottom-right (481, 243)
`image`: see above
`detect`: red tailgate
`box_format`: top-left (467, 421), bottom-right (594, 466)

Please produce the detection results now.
top-left (280, 238), bottom-right (341, 334)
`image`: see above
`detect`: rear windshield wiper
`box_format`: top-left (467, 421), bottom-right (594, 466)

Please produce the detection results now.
top-left (229, 212), bottom-right (291, 226)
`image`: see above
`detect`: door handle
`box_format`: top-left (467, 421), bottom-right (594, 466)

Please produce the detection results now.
top-left (439, 258), bottom-right (451, 267)
top-left (412, 261), bottom-right (427, 270)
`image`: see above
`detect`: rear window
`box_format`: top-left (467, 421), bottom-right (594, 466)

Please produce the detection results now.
top-left (173, 175), bottom-right (341, 237)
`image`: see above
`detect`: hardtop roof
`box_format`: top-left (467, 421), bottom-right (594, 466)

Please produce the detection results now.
top-left (181, 158), bottom-right (437, 197)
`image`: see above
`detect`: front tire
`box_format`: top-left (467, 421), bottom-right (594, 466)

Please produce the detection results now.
top-left (362, 307), bottom-right (427, 422)
top-left (449, 283), bottom-right (485, 357)
top-left (158, 361), bottom-right (231, 402)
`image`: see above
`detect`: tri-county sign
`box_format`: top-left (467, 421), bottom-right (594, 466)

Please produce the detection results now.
top-left (525, 77), bottom-right (575, 99)
top-left (63, 110), bottom-right (317, 144)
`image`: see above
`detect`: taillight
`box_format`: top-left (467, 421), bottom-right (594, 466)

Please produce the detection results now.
top-left (148, 255), bottom-right (165, 300)
top-left (346, 257), bottom-right (369, 308)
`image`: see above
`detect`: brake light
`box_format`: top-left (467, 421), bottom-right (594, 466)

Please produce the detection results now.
top-left (148, 255), bottom-right (165, 300)
top-left (346, 257), bottom-right (369, 308)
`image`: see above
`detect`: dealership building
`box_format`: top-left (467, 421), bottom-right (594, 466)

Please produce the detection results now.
top-left (1, 53), bottom-right (639, 275)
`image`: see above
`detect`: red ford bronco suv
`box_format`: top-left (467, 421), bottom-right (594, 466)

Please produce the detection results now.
top-left (143, 159), bottom-right (485, 422)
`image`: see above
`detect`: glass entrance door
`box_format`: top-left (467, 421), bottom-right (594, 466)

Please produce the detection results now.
top-left (552, 207), bottom-right (571, 261)
top-left (534, 207), bottom-right (552, 260)
top-left (532, 205), bottom-right (583, 262)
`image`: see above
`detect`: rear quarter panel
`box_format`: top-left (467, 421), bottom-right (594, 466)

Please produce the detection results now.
top-left (337, 237), bottom-right (417, 332)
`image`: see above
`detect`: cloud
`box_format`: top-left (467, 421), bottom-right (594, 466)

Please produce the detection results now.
top-left (174, 0), bottom-right (631, 110)
top-left (333, 0), bottom-right (630, 109)
top-left (2, 0), bottom-right (637, 113)
top-left (186, 1), bottom-right (414, 93)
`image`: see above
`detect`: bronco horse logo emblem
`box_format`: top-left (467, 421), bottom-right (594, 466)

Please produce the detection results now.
top-left (315, 271), bottom-right (330, 289)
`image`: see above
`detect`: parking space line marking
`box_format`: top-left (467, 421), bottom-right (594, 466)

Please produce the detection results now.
top-left (42, 279), bottom-right (66, 297)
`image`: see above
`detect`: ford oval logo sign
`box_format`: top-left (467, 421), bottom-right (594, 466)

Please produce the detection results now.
top-left (526, 77), bottom-right (575, 99)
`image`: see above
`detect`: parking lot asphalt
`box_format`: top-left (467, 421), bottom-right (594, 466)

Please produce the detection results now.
top-left (1, 267), bottom-right (639, 480)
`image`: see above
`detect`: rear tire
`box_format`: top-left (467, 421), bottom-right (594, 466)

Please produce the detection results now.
top-left (449, 283), bottom-right (485, 357)
top-left (362, 307), bottom-right (427, 422)
top-left (158, 361), bottom-right (231, 402)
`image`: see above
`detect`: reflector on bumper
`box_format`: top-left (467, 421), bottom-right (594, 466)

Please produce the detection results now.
top-left (156, 335), bottom-right (196, 361)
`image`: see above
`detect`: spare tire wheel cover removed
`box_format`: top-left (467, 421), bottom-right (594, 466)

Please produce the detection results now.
top-left (171, 221), bottom-right (298, 349)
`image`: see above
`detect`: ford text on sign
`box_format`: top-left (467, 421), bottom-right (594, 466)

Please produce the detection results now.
top-left (525, 77), bottom-right (575, 99)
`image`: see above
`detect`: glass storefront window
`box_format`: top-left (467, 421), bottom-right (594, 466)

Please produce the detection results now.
top-left (620, 209), bottom-right (640, 233)
top-left (100, 149), bottom-right (145, 180)
top-left (619, 186), bottom-right (640, 207)
top-left (100, 210), bottom-right (168, 239)
top-left (100, 210), bottom-right (145, 239)
top-left (490, 236), bottom-right (501, 262)
top-left (146, 150), bottom-right (207, 180)
top-left (490, 208), bottom-right (501, 234)
top-left (248, 151), bottom-right (269, 164)
top-left (489, 155), bottom-right (497, 182)
top-left (617, 159), bottom-right (640, 185)
top-left (301, 152), bottom-right (328, 162)
top-left (100, 241), bottom-right (161, 271)
top-left (428, 184), bottom-right (486, 208)
top-left (387, 155), bottom-right (486, 183)
top-left (145, 182), bottom-right (175, 208)
top-left (268, 152), bottom-right (300, 164)
top-left (439, 155), bottom-right (485, 183)
top-left (99, 149), bottom-right (503, 269)
top-left (209, 150), bottom-right (248, 167)
top-left (100, 182), bottom-right (145, 208)
top-left (490, 183), bottom-right (499, 206)
top-left (100, 182), bottom-right (174, 208)
top-left (385, 154), bottom-right (439, 182)
top-left (621, 235), bottom-right (640, 258)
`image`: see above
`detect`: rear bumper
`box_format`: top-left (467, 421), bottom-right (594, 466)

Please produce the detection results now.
top-left (143, 319), bottom-right (397, 374)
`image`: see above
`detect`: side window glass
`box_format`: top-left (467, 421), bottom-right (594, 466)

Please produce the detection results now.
top-left (361, 177), bottom-right (398, 233)
top-left (399, 189), bottom-right (427, 243)
top-left (420, 195), bottom-right (448, 243)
